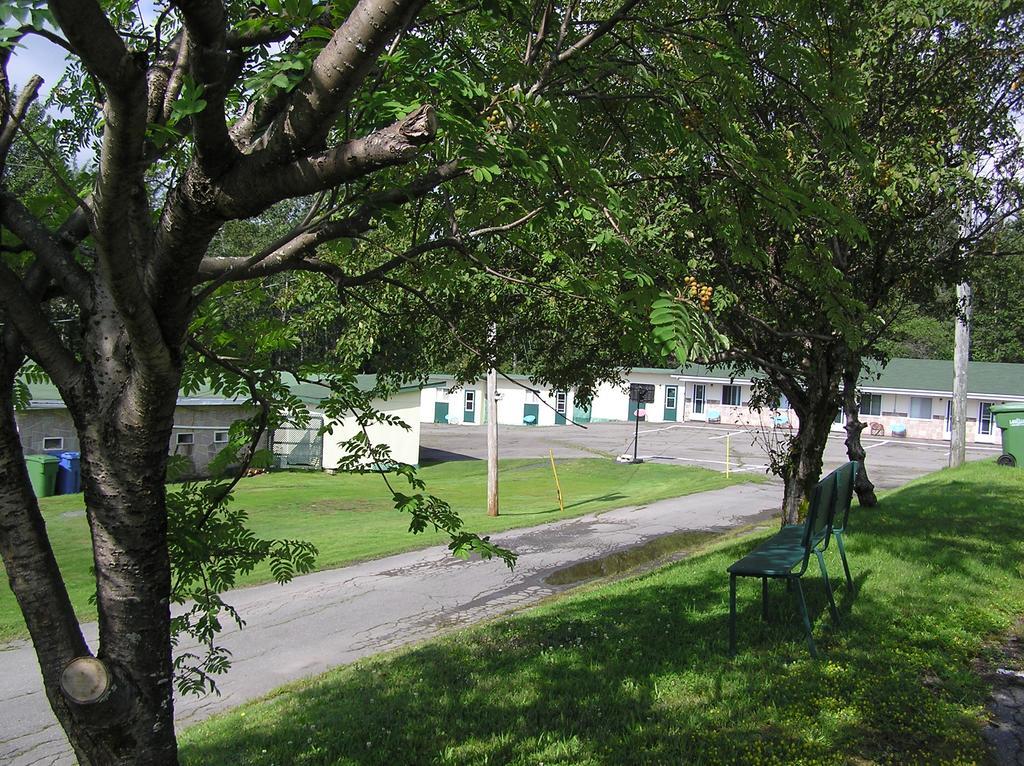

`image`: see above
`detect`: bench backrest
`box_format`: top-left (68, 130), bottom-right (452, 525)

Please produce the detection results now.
top-left (832, 461), bottom-right (859, 533)
top-left (803, 470), bottom-right (837, 553)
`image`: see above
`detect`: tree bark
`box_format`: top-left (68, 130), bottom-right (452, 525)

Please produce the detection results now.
top-left (0, 384), bottom-right (94, 766)
top-left (67, 370), bottom-right (181, 766)
top-left (0, 353), bottom-right (183, 765)
top-left (842, 361), bottom-right (877, 506)
top-left (780, 390), bottom-right (839, 525)
top-left (950, 281), bottom-right (972, 467)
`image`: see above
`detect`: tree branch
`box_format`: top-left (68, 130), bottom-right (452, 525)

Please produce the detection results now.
top-left (245, 0), bottom-right (428, 160)
top-left (173, 0), bottom-right (242, 174)
top-left (0, 260), bottom-right (81, 391)
top-left (276, 106), bottom-right (436, 199)
top-left (0, 193), bottom-right (92, 307)
top-left (195, 161), bottom-right (466, 288)
top-left (556, 0), bottom-right (645, 64)
top-left (0, 74), bottom-right (42, 171)
top-left (49, 0), bottom-right (143, 96)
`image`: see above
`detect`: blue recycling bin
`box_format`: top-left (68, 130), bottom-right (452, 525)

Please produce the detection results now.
top-left (55, 451), bottom-right (81, 494)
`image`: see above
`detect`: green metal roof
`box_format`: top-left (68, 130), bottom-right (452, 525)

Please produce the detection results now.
top-left (861, 358), bottom-right (1024, 397)
top-left (280, 373), bottom-right (442, 406)
top-left (672, 358), bottom-right (1024, 398)
top-left (24, 373), bottom-right (443, 409)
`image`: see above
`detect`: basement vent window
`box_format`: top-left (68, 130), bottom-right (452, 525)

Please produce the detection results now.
top-left (175, 433), bottom-right (195, 446)
top-left (43, 437), bottom-right (64, 451)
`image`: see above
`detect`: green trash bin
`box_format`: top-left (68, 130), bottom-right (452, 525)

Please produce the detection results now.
top-left (990, 403), bottom-right (1024, 467)
top-left (25, 454), bottom-right (60, 496)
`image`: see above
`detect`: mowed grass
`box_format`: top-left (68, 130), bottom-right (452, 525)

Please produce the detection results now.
top-left (180, 461), bottom-right (1024, 766)
top-left (0, 458), bottom-right (751, 642)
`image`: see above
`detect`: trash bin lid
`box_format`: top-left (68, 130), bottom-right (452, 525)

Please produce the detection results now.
top-left (60, 451), bottom-right (81, 459)
top-left (26, 454), bottom-right (60, 463)
top-left (990, 403), bottom-right (1024, 415)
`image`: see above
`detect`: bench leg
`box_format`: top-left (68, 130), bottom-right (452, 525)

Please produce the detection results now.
top-left (792, 578), bottom-right (818, 659)
top-left (835, 531), bottom-right (854, 592)
top-left (762, 577), bottom-right (769, 621)
top-left (729, 574), bottom-right (737, 656)
top-left (815, 548), bottom-right (840, 624)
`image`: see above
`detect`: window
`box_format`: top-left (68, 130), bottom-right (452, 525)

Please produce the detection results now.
top-left (779, 394), bottom-right (790, 410)
top-left (722, 385), bottom-right (742, 407)
top-left (214, 431), bottom-right (230, 444)
top-left (665, 386), bottom-right (678, 410)
top-left (175, 432), bottom-right (195, 446)
top-left (909, 397), bottom-right (933, 420)
top-left (555, 391), bottom-right (567, 414)
top-left (859, 393), bottom-right (882, 417)
top-left (464, 390), bottom-right (476, 412)
top-left (833, 409), bottom-right (843, 424)
top-left (979, 402), bottom-right (995, 435)
top-left (43, 436), bottom-right (63, 450)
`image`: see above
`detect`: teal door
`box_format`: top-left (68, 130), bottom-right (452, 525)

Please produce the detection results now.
top-left (664, 385), bottom-right (678, 422)
top-left (523, 403), bottom-right (540, 425)
top-left (628, 398), bottom-right (646, 422)
top-left (463, 390), bottom-right (476, 423)
top-left (573, 404), bottom-right (591, 423)
top-left (555, 391), bottom-right (567, 425)
top-left (433, 401), bottom-right (449, 424)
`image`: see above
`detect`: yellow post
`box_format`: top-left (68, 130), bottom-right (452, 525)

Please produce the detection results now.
top-left (725, 433), bottom-right (731, 478)
top-left (549, 449), bottom-right (565, 512)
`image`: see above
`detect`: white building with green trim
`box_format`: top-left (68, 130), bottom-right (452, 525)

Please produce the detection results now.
top-left (422, 359), bottom-right (1024, 444)
top-left (17, 375), bottom-right (440, 479)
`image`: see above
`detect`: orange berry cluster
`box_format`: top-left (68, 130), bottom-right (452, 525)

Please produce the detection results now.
top-left (682, 275), bottom-right (714, 311)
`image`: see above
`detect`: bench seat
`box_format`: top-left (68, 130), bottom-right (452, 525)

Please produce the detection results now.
top-left (727, 525), bottom-right (805, 576)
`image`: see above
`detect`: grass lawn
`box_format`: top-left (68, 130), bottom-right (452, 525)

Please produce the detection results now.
top-left (180, 461), bottom-right (1024, 766)
top-left (0, 458), bottom-right (751, 643)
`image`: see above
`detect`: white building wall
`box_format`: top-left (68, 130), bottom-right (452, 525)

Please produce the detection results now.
top-left (588, 381), bottom-right (628, 422)
top-left (322, 390), bottom-right (422, 468)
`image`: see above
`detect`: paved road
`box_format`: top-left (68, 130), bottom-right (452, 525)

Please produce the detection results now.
top-left (421, 420), bottom-right (1001, 489)
top-left (1, 482), bottom-right (782, 766)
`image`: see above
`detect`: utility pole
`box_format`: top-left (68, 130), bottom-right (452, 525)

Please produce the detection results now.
top-left (950, 281), bottom-right (972, 468)
top-left (487, 328), bottom-right (499, 516)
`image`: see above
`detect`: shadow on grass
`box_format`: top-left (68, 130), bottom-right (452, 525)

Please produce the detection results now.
top-left (181, 464), bottom-right (1024, 766)
top-left (501, 492), bottom-right (629, 517)
top-left (419, 447), bottom-right (481, 465)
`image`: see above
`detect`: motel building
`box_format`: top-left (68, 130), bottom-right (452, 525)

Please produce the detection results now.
top-left (421, 358), bottom-right (1024, 445)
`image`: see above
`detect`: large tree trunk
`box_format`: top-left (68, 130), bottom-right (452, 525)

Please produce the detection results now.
top-left (841, 362), bottom-right (877, 506)
top-left (1, 358), bottom-right (182, 765)
top-left (780, 391), bottom-right (839, 525)
top-left (70, 385), bottom-right (180, 765)
top-left (0, 383), bottom-right (95, 766)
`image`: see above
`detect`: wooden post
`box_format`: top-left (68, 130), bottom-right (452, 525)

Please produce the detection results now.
top-left (549, 449), bottom-right (565, 512)
top-left (487, 364), bottom-right (499, 516)
top-left (950, 281), bottom-right (972, 468)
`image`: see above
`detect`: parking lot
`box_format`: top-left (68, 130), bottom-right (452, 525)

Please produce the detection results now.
top-left (421, 420), bottom-right (1002, 489)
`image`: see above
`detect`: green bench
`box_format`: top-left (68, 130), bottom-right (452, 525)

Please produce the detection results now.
top-left (727, 461), bottom-right (859, 658)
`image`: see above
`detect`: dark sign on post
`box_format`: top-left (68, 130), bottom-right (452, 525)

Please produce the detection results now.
top-left (630, 383), bottom-right (655, 404)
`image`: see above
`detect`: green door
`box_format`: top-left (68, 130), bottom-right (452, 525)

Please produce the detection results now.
top-left (628, 398), bottom-right (647, 422)
top-left (664, 385), bottom-right (678, 422)
top-left (573, 404), bottom-right (591, 423)
top-left (523, 403), bottom-right (540, 425)
top-left (555, 391), bottom-right (567, 425)
top-left (433, 401), bottom-right (450, 424)
top-left (463, 390), bottom-right (476, 423)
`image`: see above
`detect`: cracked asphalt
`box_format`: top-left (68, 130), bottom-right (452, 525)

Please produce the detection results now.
top-left (0, 481), bottom-right (783, 766)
